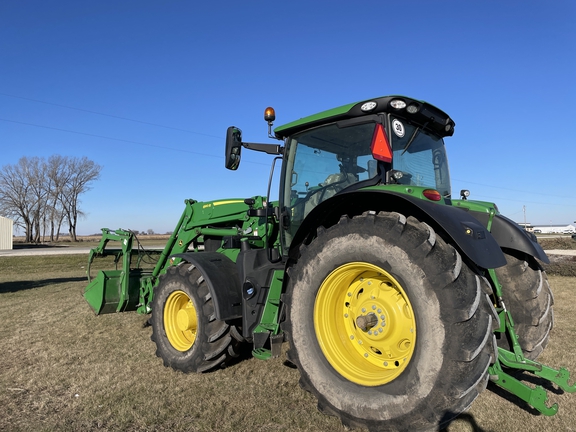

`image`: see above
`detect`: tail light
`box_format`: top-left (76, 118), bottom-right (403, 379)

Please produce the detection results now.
top-left (423, 189), bottom-right (442, 201)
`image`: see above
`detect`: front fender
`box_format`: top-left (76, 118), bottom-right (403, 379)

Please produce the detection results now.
top-left (469, 212), bottom-right (549, 264)
top-left (171, 252), bottom-right (242, 320)
top-left (290, 190), bottom-right (507, 270)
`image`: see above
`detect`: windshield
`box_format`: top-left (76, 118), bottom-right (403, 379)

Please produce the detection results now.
top-left (282, 122), bottom-right (378, 245)
top-left (390, 117), bottom-right (451, 198)
top-left (281, 118), bottom-right (451, 248)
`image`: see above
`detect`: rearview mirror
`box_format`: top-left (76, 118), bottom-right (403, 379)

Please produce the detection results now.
top-left (225, 126), bottom-right (242, 170)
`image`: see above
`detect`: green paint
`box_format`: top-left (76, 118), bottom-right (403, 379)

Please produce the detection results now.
top-left (84, 196), bottom-right (272, 315)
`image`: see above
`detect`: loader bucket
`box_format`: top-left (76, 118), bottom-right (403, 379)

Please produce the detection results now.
top-left (84, 269), bottom-right (151, 315)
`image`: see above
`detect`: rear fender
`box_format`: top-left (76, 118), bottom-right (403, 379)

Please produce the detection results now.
top-left (289, 190), bottom-right (507, 270)
top-left (171, 252), bottom-right (243, 320)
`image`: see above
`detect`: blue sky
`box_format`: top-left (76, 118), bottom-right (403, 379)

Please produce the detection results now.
top-left (1, 0), bottom-right (575, 235)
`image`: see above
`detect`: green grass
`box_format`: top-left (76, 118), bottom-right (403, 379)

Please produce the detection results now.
top-left (1, 255), bottom-right (575, 431)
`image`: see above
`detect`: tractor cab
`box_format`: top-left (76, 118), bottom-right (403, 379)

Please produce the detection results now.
top-left (278, 113), bottom-right (453, 245)
top-left (225, 95), bottom-right (456, 248)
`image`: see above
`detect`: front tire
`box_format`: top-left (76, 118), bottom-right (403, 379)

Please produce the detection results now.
top-left (494, 249), bottom-right (554, 360)
top-left (283, 212), bottom-right (499, 431)
top-left (150, 262), bottom-right (241, 373)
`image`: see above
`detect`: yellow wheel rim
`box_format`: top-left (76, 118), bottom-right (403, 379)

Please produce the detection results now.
top-left (314, 262), bottom-right (416, 386)
top-left (164, 290), bottom-right (198, 352)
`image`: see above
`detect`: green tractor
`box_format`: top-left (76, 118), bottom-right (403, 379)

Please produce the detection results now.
top-left (84, 95), bottom-right (575, 431)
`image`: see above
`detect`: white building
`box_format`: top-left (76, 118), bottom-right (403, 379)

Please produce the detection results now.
top-left (531, 224), bottom-right (575, 234)
top-left (0, 216), bottom-right (13, 250)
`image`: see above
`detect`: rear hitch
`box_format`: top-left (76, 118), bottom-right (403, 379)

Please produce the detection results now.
top-left (489, 347), bottom-right (576, 416)
top-left (487, 268), bottom-right (576, 416)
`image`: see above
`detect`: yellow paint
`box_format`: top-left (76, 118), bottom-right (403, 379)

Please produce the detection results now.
top-left (164, 290), bottom-right (198, 352)
top-left (314, 262), bottom-right (416, 386)
top-left (203, 199), bottom-right (245, 209)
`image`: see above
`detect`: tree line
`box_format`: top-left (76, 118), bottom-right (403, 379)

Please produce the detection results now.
top-left (0, 155), bottom-right (102, 242)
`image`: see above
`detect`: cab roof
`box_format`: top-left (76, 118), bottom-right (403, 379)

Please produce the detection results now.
top-left (273, 95), bottom-right (455, 139)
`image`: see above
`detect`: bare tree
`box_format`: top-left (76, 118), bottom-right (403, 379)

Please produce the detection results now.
top-left (0, 159), bottom-right (35, 242)
top-left (0, 157), bottom-right (51, 242)
top-left (46, 155), bottom-right (69, 241)
top-left (0, 155), bottom-right (102, 242)
top-left (25, 157), bottom-right (49, 243)
top-left (58, 157), bottom-right (102, 242)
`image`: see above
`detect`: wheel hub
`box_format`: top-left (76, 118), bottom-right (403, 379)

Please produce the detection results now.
top-left (164, 290), bottom-right (198, 352)
top-left (356, 312), bottom-right (379, 332)
top-left (176, 308), bottom-right (197, 332)
top-left (314, 262), bottom-right (416, 386)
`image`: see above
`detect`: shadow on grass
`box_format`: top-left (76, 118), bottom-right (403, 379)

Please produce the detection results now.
top-left (0, 276), bottom-right (86, 294)
top-left (487, 381), bottom-right (541, 416)
top-left (441, 412), bottom-right (490, 431)
top-left (12, 243), bottom-right (70, 249)
top-left (507, 369), bottom-right (566, 395)
top-left (228, 341), bottom-right (257, 368)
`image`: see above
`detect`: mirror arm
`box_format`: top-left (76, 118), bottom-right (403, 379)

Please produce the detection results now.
top-left (242, 142), bottom-right (283, 155)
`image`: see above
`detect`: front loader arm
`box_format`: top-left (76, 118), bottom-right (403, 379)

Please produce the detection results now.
top-left (85, 197), bottom-right (261, 315)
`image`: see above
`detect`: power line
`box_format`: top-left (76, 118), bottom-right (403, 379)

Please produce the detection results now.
top-left (452, 178), bottom-right (574, 201)
top-left (469, 192), bottom-right (576, 208)
top-left (2, 91), bottom-right (572, 202)
top-left (0, 91), bottom-right (222, 139)
top-left (0, 117), bottom-right (221, 157)
top-left (0, 117), bottom-right (272, 167)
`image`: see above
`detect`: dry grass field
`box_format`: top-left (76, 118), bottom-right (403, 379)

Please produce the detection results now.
top-left (1, 252), bottom-right (575, 432)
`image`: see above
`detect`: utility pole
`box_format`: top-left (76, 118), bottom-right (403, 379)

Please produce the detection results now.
top-left (523, 205), bottom-right (526, 229)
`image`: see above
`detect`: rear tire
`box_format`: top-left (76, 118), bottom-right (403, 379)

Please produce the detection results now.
top-left (150, 262), bottom-right (241, 373)
top-left (283, 212), bottom-right (498, 431)
top-left (494, 249), bottom-right (554, 360)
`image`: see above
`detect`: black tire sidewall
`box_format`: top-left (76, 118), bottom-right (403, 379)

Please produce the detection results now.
top-left (288, 226), bottom-right (447, 422)
top-left (495, 250), bottom-right (553, 359)
top-left (151, 265), bottom-right (206, 371)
